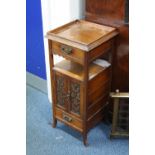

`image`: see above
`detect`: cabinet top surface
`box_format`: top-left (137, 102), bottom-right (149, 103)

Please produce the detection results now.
top-left (46, 20), bottom-right (118, 51)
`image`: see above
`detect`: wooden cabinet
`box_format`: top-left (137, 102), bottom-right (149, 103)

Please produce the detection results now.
top-left (46, 20), bottom-right (118, 145)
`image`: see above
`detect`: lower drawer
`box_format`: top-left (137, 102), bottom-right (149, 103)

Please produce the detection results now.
top-left (55, 108), bottom-right (83, 132)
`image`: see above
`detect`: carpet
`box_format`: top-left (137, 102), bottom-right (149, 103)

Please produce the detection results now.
top-left (26, 85), bottom-right (129, 155)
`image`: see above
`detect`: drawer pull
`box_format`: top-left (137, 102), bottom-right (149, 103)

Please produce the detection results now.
top-left (63, 114), bottom-right (72, 122)
top-left (61, 45), bottom-right (72, 54)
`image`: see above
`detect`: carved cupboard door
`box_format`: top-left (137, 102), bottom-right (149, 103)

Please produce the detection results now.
top-left (55, 72), bottom-right (69, 111)
top-left (55, 71), bottom-right (83, 118)
top-left (68, 79), bottom-right (83, 118)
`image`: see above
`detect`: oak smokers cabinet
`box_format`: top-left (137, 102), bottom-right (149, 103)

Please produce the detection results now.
top-left (46, 20), bottom-right (118, 145)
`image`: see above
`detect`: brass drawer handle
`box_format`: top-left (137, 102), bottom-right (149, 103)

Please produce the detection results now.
top-left (63, 113), bottom-right (72, 122)
top-left (61, 45), bottom-right (72, 54)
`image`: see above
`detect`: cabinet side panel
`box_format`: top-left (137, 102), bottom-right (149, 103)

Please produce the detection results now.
top-left (87, 67), bottom-right (111, 130)
top-left (88, 67), bottom-right (111, 94)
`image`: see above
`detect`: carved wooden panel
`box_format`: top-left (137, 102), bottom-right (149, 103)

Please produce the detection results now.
top-left (56, 76), bottom-right (66, 107)
top-left (70, 81), bottom-right (80, 115)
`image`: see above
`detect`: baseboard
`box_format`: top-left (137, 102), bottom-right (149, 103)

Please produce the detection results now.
top-left (26, 72), bottom-right (47, 94)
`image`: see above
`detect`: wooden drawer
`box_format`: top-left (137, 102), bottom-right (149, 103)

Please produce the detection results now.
top-left (52, 41), bottom-right (84, 65)
top-left (55, 108), bottom-right (83, 132)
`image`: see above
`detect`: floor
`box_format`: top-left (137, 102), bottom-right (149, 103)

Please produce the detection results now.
top-left (26, 85), bottom-right (129, 155)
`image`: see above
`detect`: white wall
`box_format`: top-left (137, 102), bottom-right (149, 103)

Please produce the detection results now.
top-left (41, 0), bottom-right (85, 103)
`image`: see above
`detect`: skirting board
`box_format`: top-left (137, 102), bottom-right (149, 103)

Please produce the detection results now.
top-left (26, 71), bottom-right (47, 94)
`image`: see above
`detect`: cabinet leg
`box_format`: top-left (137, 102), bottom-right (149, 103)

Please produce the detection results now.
top-left (52, 117), bottom-right (57, 128)
top-left (83, 133), bottom-right (88, 146)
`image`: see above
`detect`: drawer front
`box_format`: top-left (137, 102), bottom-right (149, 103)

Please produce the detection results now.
top-left (52, 41), bottom-right (84, 64)
top-left (55, 108), bottom-right (83, 132)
